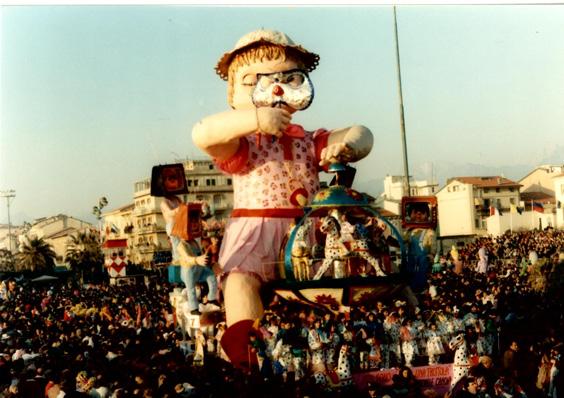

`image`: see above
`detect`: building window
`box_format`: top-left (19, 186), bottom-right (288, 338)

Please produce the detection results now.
top-left (484, 188), bottom-right (489, 193)
top-left (206, 179), bottom-right (216, 186)
top-left (187, 180), bottom-right (192, 187)
top-left (193, 180), bottom-right (199, 187)
top-left (209, 164), bottom-right (214, 170)
top-left (510, 198), bottom-right (515, 204)
top-left (496, 188), bottom-right (500, 193)
top-left (214, 194), bottom-right (222, 206)
top-left (453, 185), bottom-right (458, 192)
top-left (227, 178), bottom-right (232, 185)
top-left (475, 219), bottom-right (480, 228)
top-left (509, 188), bottom-right (514, 192)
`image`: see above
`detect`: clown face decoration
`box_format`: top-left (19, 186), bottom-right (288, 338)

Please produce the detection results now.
top-left (150, 163), bottom-right (188, 197)
top-left (252, 69), bottom-right (314, 110)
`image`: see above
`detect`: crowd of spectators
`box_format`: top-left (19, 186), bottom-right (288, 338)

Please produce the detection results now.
top-left (0, 229), bottom-right (562, 397)
top-left (458, 229), bottom-right (564, 265)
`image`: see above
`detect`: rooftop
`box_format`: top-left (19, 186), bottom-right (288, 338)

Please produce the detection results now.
top-left (447, 176), bottom-right (521, 188)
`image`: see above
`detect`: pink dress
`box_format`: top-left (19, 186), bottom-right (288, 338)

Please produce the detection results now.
top-left (215, 124), bottom-right (329, 282)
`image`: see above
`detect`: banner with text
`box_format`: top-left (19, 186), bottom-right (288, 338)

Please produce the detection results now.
top-left (353, 363), bottom-right (453, 395)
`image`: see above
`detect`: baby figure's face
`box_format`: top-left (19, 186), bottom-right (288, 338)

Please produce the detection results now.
top-left (231, 58), bottom-right (300, 113)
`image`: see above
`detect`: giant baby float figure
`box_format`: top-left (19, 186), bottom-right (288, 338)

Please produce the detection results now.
top-left (192, 29), bottom-right (373, 368)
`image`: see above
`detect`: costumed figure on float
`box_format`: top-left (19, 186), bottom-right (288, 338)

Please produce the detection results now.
top-left (151, 164), bottom-right (220, 324)
top-left (191, 29), bottom-right (373, 369)
top-left (402, 198), bottom-right (437, 292)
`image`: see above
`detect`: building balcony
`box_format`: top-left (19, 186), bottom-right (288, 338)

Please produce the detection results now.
top-left (136, 224), bottom-right (164, 234)
top-left (187, 185), bottom-right (233, 193)
top-left (136, 244), bottom-right (160, 254)
top-left (133, 206), bottom-right (159, 216)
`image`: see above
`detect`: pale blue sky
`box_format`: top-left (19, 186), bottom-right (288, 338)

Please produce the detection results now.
top-left (1, 5), bottom-right (563, 225)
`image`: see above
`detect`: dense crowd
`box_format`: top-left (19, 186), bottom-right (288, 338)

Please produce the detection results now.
top-left (0, 229), bottom-right (562, 397)
top-left (458, 229), bottom-right (564, 265)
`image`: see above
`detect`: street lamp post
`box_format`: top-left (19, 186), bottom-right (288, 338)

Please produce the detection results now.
top-left (1, 190), bottom-right (16, 253)
top-left (92, 196), bottom-right (109, 282)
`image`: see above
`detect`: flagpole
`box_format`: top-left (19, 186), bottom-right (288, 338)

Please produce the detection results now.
top-left (393, 6), bottom-right (411, 198)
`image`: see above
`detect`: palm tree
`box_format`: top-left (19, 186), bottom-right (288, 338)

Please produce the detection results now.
top-left (16, 237), bottom-right (56, 273)
top-left (65, 230), bottom-right (104, 282)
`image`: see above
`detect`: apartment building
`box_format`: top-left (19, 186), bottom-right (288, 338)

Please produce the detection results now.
top-left (22, 215), bottom-right (94, 265)
top-left (130, 178), bottom-right (171, 266)
top-left (183, 159), bottom-right (234, 219)
top-left (519, 164), bottom-right (563, 213)
top-left (436, 176), bottom-right (521, 237)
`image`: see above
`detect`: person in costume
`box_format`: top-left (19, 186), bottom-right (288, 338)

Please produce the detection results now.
top-left (451, 245), bottom-right (463, 274)
top-left (476, 247), bottom-right (489, 274)
top-left (191, 29), bottom-right (373, 368)
top-left (405, 202), bottom-right (436, 291)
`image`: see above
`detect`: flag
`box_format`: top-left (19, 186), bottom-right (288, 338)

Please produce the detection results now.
top-left (510, 204), bottom-right (517, 214)
top-left (532, 202), bottom-right (544, 213)
top-left (489, 206), bottom-right (500, 216)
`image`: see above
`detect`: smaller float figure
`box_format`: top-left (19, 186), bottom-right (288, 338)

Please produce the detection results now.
top-left (350, 223), bottom-right (387, 277)
top-left (290, 218), bottom-right (314, 281)
top-left (151, 164), bottom-right (220, 317)
top-left (448, 332), bottom-right (471, 389)
top-left (312, 215), bottom-right (350, 280)
top-left (401, 196), bottom-right (438, 292)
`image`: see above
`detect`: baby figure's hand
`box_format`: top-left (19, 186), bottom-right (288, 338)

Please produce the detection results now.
top-left (319, 142), bottom-right (354, 167)
top-left (255, 107), bottom-right (292, 138)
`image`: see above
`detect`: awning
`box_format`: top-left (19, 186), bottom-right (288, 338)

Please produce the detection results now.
top-left (103, 239), bottom-right (128, 249)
